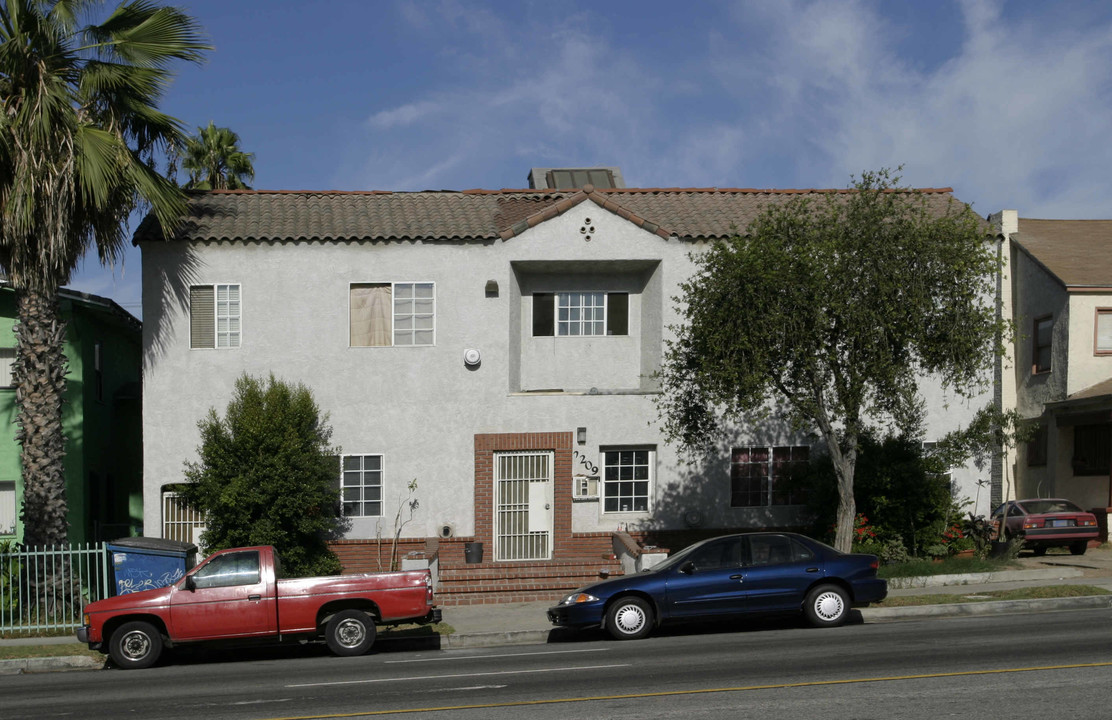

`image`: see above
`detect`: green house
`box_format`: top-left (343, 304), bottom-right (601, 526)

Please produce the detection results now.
top-left (0, 285), bottom-right (142, 545)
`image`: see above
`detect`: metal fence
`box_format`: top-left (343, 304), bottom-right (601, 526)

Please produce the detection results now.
top-left (0, 543), bottom-right (111, 634)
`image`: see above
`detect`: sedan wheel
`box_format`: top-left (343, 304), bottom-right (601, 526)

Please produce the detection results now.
top-left (1070, 541), bottom-right (1088, 556)
top-left (804, 584), bottom-right (849, 628)
top-left (605, 597), bottom-right (653, 640)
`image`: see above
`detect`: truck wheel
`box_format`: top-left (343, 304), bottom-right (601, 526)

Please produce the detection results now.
top-left (325, 609), bottom-right (376, 656)
top-left (109, 621), bottom-right (163, 669)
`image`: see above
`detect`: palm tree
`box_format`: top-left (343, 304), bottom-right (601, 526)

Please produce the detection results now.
top-left (182, 121), bottom-right (254, 190)
top-left (0, 0), bottom-right (208, 549)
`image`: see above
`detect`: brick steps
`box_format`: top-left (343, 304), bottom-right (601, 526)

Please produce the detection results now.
top-left (436, 559), bottom-right (623, 606)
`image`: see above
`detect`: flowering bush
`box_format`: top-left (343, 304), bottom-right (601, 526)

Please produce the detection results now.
top-left (942, 524), bottom-right (975, 554)
top-left (849, 514), bottom-right (882, 555)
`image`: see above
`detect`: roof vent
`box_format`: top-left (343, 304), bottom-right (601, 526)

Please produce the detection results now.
top-left (528, 167), bottom-right (624, 190)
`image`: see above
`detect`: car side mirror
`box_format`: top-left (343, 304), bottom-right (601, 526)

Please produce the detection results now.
top-left (680, 561), bottom-right (695, 575)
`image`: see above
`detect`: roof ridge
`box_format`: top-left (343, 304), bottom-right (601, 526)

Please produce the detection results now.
top-left (196, 186), bottom-right (955, 196)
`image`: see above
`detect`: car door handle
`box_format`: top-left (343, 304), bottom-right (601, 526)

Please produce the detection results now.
top-left (248, 594), bottom-right (261, 601)
top-left (729, 574), bottom-right (743, 581)
top-left (806, 567), bottom-right (819, 573)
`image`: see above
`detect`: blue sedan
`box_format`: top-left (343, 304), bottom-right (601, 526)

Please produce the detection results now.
top-left (547, 532), bottom-right (887, 640)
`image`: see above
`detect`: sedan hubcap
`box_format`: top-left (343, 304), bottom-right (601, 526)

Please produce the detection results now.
top-left (336, 619), bottom-right (366, 648)
top-left (614, 604), bottom-right (646, 634)
top-left (814, 591), bottom-right (844, 621)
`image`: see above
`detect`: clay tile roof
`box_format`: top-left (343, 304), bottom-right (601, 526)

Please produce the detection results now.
top-left (1012, 219), bottom-right (1112, 289)
top-left (134, 186), bottom-right (966, 245)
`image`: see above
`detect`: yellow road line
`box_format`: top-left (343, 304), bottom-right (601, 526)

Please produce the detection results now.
top-left (264, 661), bottom-right (1112, 719)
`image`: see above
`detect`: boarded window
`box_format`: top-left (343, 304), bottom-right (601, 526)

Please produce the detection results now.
top-left (1072, 424), bottom-right (1110, 476)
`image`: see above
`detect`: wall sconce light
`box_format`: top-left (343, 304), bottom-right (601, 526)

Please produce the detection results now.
top-left (577, 426), bottom-right (587, 445)
top-left (485, 280), bottom-right (499, 297)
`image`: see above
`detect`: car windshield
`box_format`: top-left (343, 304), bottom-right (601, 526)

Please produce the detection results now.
top-left (1020, 499), bottom-right (1083, 514)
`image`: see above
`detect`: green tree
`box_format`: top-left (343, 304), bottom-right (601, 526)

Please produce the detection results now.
top-left (180, 374), bottom-right (345, 577)
top-left (181, 121), bottom-right (254, 190)
top-left (658, 169), bottom-right (1005, 552)
top-left (0, 0), bottom-right (208, 547)
top-left (797, 430), bottom-right (960, 557)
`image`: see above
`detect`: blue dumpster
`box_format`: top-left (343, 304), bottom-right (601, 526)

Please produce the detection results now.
top-left (107, 537), bottom-right (199, 595)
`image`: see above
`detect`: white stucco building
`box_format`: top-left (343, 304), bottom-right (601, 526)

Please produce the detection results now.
top-left (137, 172), bottom-right (998, 600)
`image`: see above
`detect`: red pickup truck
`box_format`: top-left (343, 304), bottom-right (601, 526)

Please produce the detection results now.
top-left (77, 545), bottom-right (440, 669)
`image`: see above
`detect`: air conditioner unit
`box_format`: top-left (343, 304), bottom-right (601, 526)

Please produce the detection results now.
top-left (573, 475), bottom-right (599, 499)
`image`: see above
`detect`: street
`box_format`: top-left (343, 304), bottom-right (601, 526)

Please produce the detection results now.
top-left (4, 609), bottom-right (1111, 719)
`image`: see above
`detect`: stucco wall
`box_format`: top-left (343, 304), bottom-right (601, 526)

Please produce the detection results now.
top-left (141, 201), bottom-right (999, 539)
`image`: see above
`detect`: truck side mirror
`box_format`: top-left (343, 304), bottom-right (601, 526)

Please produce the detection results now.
top-left (185, 575), bottom-right (196, 592)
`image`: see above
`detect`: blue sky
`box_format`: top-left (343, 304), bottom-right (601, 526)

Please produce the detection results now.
top-left (68, 0), bottom-right (1112, 317)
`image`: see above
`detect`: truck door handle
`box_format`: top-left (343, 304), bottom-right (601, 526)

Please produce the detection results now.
top-left (248, 594), bottom-right (261, 601)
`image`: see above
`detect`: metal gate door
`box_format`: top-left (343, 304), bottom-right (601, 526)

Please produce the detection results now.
top-left (494, 451), bottom-right (553, 561)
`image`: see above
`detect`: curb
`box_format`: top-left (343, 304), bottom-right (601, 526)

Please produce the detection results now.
top-left (886, 567), bottom-right (1084, 590)
top-left (862, 594), bottom-right (1112, 621)
top-left (0, 655), bottom-right (105, 675)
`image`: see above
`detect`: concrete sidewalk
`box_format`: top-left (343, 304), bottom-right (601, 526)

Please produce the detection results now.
top-left (4, 546), bottom-right (1111, 674)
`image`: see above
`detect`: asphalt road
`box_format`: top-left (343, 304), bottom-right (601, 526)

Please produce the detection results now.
top-left (4, 609), bottom-right (1111, 719)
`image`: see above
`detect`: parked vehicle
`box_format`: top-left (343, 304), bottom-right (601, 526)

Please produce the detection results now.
top-left (992, 499), bottom-right (1099, 555)
top-left (77, 545), bottom-right (440, 669)
top-left (547, 532), bottom-right (886, 640)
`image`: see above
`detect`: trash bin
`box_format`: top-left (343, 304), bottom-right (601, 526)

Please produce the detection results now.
top-left (106, 537), bottom-right (199, 595)
top-left (464, 542), bottom-right (484, 564)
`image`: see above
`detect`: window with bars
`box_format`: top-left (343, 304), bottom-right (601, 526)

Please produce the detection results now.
top-left (350, 282), bottom-right (435, 347)
top-left (190, 284), bottom-right (241, 349)
top-left (730, 446), bottom-right (809, 507)
top-left (602, 448), bottom-right (652, 513)
top-left (532, 292), bottom-right (628, 337)
top-left (1072, 424), bottom-right (1110, 476)
top-left (341, 454), bottom-right (383, 517)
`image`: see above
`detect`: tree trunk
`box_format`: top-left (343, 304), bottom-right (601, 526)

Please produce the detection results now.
top-left (13, 288), bottom-right (70, 548)
top-left (832, 453), bottom-right (857, 553)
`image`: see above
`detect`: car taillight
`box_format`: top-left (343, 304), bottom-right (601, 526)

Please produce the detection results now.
top-left (1081, 519), bottom-right (1097, 526)
top-left (1024, 520), bottom-right (1040, 529)
top-left (870, 559), bottom-right (879, 570)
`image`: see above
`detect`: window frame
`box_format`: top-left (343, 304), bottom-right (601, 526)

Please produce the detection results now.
top-left (1033, 314), bottom-right (1052, 374)
top-left (189, 283), bottom-right (242, 350)
top-left (349, 281), bottom-right (436, 348)
top-left (601, 447), bottom-right (653, 514)
top-left (532, 291), bottom-right (629, 337)
top-left (730, 445), bottom-right (809, 508)
top-left (0, 480), bottom-right (15, 535)
top-left (340, 453), bottom-right (384, 518)
top-left (1095, 308), bottom-right (1112, 356)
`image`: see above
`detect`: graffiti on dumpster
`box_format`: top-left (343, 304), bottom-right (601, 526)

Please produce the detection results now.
top-left (117, 567), bottom-right (185, 594)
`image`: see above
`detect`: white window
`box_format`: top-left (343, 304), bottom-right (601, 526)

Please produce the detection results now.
top-left (342, 454), bottom-right (383, 517)
top-left (350, 282), bottom-right (435, 347)
top-left (0, 481), bottom-right (15, 535)
top-left (190, 284), bottom-right (241, 349)
top-left (1097, 309), bottom-right (1112, 355)
top-left (0, 347), bottom-right (14, 388)
top-left (532, 292), bottom-right (629, 337)
top-left (602, 448), bottom-right (652, 513)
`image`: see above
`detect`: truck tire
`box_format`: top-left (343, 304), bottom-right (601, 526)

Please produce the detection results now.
top-left (108, 621), bottom-right (163, 669)
top-left (325, 609), bottom-right (376, 656)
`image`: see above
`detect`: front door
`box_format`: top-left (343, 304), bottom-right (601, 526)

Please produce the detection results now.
top-left (494, 451), bottom-right (553, 561)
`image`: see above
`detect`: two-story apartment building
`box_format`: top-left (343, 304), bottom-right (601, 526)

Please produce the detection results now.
top-left (996, 211), bottom-right (1112, 522)
top-left (137, 172), bottom-right (995, 599)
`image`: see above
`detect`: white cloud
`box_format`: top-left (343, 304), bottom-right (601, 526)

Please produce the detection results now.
top-left (367, 101), bottom-right (441, 130)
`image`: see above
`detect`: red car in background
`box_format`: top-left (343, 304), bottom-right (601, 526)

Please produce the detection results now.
top-left (992, 499), bottom-right (1099, 556)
